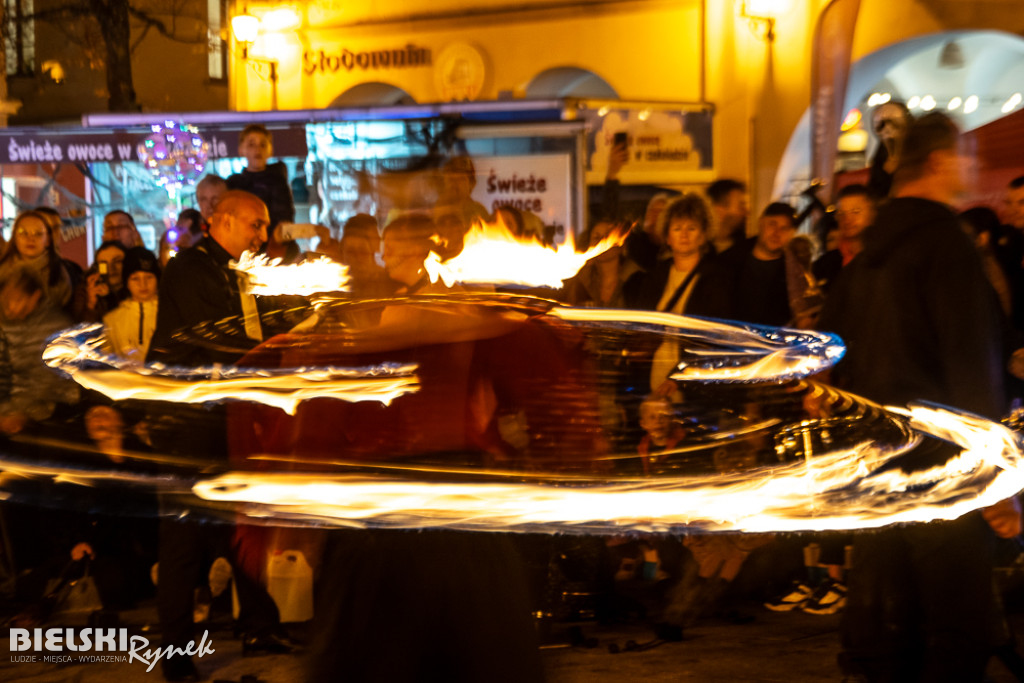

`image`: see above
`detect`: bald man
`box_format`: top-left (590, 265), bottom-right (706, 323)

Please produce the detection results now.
top-left (148, 190), bottom-right (269, 366)
top-left (146, 190), bottom-right (287, 681)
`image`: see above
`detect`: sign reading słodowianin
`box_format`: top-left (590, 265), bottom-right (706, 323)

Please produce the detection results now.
top-left (304, 44), bottom-right (432, 75)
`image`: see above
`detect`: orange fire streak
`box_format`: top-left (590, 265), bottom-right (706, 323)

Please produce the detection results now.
top-left (234, 251), bottom-right (350, 296)
top-left (424, 217), bottom-right (628, 288)
top-left (43, 324), bottom-right (419, 414)
top-left (190, 404), bottom-right (1024, 534)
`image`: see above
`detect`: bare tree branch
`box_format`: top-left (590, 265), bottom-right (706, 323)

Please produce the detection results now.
top-left (15, 0), bottom-right (212, 110)
top-left (23, 5), bottom-right (97, 22)
top-left (128, 6), bottom-right (206, 44)
top-left (131, 22), bottom-right (151, 53)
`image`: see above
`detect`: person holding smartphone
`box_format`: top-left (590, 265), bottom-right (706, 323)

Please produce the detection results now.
top-left (71, 241), bottom-right (126, 323)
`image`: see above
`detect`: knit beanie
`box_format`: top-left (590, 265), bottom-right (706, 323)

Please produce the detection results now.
top-left (121, 246), bottom-right (161, 287)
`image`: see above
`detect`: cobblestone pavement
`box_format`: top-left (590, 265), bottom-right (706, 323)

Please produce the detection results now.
top-left (3, 605), bottom-right (1023, 682)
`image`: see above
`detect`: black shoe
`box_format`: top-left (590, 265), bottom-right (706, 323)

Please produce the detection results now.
top-left (241, 631), bottom-right (297, 656)
top-left (162, 655), bottom-right (199, 682)
top-left (654, 623), bottom-right (684, 642)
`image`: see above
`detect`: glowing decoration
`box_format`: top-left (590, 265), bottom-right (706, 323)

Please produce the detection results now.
top-left (840, 108), bottom-right (861, 132)
top-left (867, 92), bottom-right (891, 107)
top-left (947, 97), bottom-right (962, 111)
top-left (1002, 93), bottom-right (1022, 114)
top-left (136, 121), bottom-right (210, 195)
top-left (43, 324), bottom-right (420, 415)
top-left (424, 217), bottom-right (628, 288)
top-left (907, 95), bottom-right (921, 110)
top-left (920, 95), bottom-right (937, 111)
top-left (964, 95), bottom-right (979, 114)
top-left (234, 251), bottom-right (351, 297)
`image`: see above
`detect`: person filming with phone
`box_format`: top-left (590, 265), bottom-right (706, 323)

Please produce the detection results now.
top-left (71, 241), bottom-right (127, 323)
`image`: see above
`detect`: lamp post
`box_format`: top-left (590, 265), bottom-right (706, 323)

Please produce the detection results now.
top-left (231, 10), bottom-right (279, 110)
top-left (739, 0), bottom-right (792, 42)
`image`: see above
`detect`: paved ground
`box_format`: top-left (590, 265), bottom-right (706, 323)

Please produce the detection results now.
top-left (3, 605), bottom-right (1023, 682)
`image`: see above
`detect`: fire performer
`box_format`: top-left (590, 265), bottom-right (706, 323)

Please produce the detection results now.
top-left (224, 217), bottom-right (615, 680)
top-left (147, 190), bottom-right (292, 682)
top-left (820, 112), bottom-right (1021, 682)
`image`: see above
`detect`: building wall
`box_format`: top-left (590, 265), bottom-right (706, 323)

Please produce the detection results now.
top-left (229, 0), bottom-right (858, 214)
top-left (126, 0), bottom-right (1024, 217)
top-left (235, 0), bottom-right (705, 110)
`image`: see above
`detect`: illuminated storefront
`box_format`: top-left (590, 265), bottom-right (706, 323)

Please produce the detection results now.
top-left (226, 0), bottom-right (1023, 214)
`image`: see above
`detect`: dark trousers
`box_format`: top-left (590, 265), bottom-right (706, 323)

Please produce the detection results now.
top-left (840, 514), bottom-right (995, 683)
top-left (157, 518), bottom-right (281, 650)
top-left (306, 529), bottom-right (544, 683)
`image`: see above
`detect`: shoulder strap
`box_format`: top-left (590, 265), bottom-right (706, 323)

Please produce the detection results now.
top-left (659, 256), bottom-right (705, 313)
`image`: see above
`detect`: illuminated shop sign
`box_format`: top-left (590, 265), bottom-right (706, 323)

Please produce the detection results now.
top-left (585, 107), bottom-right (714, 184)
top-left (304, 44), bottom-right (433, 75)
top-left (470, 154), bottom-right (572, 236)
top-left (0, 126), bottom-right (308, 164)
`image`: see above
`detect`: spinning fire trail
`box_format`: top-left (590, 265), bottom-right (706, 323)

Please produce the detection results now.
top-left (13, 218), bottom-right (1024, 533)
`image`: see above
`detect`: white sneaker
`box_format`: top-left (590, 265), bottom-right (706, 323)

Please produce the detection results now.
top-left (801, 579), bottom-right (847, 615)
top-left (764, 580), bottom-right (813, 611)
top-left (209, 557), bottom-right (233, 598)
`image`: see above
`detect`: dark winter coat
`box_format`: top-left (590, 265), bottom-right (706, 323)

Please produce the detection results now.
top-left (819, 196), bottom-right (1004, 420)
top-left (625, 252), bottom-right (730, 318)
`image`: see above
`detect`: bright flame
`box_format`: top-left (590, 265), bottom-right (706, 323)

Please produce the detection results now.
top-left (6, 397), bottom-right (1015, 536)
top-left (234, 252), bottom-right (350, 297)
top-left (25, 301), bottom-right (1024, 535)
top-left (424, 217), bottom-right (628, 288)
top-left (191, 403), bottom-right (1024, 534)
top-left (43, 325), bottom-right (419, 415)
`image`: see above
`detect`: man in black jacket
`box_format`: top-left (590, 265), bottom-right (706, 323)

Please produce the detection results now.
top-left (149, 190), bottom-right (268, 367)
top-left (147, 191), bottom-right (289, 681)
top-left (821, 112), bottom-right (1011, 682)
top-left (721, 202), bottom-right (797, 327)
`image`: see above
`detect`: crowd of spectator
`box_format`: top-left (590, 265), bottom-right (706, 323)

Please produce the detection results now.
top-left (2, 112), bottom-right (1024, 682)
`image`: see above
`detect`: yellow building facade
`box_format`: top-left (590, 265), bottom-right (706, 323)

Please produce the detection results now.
top-left (224, 0), bottom-right (1024, 211)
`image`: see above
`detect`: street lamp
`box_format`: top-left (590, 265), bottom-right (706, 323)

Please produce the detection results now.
top-left (231, 12), bottom-right (260, 46)
top-left (739, 0), bottom-right (791, 42)
top-left (231, 9), bottom-right (279, 110)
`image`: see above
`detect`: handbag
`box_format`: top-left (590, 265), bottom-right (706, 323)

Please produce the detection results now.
top-left (47, 559), bottom-right (104, 615)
